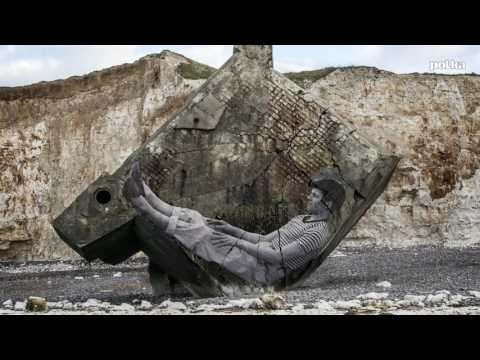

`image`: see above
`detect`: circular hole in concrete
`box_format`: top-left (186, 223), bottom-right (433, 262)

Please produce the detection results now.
top-left (95, 189), bottom-right (112, 205)
top-left (193, 118), bottom-right (200, 125)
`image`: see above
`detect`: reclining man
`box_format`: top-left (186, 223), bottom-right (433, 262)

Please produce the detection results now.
top-left (125, 162), bottom-right (345, 289)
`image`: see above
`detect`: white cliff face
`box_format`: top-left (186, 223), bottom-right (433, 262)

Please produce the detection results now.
top-left (1, 60), bottom-right (479, 261)
top-left (304, 67), bottom-right (480, 247)
top-left (0, 51), bottom-right (208, 260)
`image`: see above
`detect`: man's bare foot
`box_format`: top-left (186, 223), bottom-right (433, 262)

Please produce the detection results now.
top-left (124, 176), bottom-right (143, 201)
top-left (124, 162), bottom-right (145, 200)
top-left (131, 161), bottom-right (146, 197)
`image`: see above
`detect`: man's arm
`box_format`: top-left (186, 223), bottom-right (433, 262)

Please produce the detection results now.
top-left (211, 233), bottom-right (306, 265)
top-left (259, 221), bottom-right (296, 243)
top-left (235, 239), bottom-right (305, 265)
top-left (206, 219), bottom-right (267, 244)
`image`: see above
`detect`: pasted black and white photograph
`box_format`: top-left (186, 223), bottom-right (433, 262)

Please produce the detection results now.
top-left (1, 45), bottom-right (479, 315)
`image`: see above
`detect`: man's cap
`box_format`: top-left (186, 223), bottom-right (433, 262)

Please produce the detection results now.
top-left (309, 177), bottom-right (346, 213)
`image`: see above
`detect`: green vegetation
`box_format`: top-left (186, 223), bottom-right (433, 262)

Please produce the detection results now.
top-left (284, 67), bottom-right (338, 86)
top-left (176, 61), bottom-right (216, 80)
top-left (177, 59), bottom-right (480, 84)
top-left (415, 72), bottom-right (480, 77)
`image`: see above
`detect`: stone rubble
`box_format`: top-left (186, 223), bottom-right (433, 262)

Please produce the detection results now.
top-left (3, 289), bottom-right (480, 315)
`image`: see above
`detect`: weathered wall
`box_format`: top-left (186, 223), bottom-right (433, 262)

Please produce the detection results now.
top-left (298, 67), bottom-right (480, 247)
top-left (1, 56), bottom-right (479, 261)
top-left (0, 51), bottom-right (210, 261)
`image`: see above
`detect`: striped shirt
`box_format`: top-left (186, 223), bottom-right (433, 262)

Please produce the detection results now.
top-left (270, 215), bottom-right (330, 271)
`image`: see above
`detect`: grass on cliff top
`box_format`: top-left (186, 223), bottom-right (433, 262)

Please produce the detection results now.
top-left (176, 61), bottom-right (217, 80)
top-left (175, 59), bottom-right (480, 85)
top-left (284, 67), bottom-right (339, 85)
top-left (176, 62), bottom-right (340, 82)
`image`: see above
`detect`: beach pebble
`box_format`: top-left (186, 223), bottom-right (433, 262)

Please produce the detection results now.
top-left (26, 296), bottom-right (48, 312)
top-left (138, 300), bottom-right (153, 311)
top-left (115, 303), bottom-right (135, 312)
top-left (376, 281), bottom-right (392, 288)
top-left (260, 294), bottom-right (287, 310)
top-left (227, 298), bottom-right (263, 310)
top-left (449, 294), bottom-right (467, 306)
top-left (333, 300), bottom-right (362, 310)
top-left (291, 304), bottom-right (305, 312)
top-left (62, 301), bottom-right (74, 311)
top-left (47, 302), bottom-right (64, 310)
top-left (83, 299), bottom-right (101, 309)
top-left (2, 299), bottom-right (13, 309)
top-left (357, 292), bottom-right (389, 300)
top-left (14, 301), bottom-right (26, 311)
top-left (315, 300), bottom-right (335, 311)
top-left (158, 299), bottom-right (187, 312)
top-left (468, 291), bottom-right (480, 298)
top-left (403, 295), bottom-right (426, 304)
top-left (426, 293), bottom-right (448, 306)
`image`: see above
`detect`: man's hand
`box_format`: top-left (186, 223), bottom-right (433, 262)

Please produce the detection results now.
top-left (206, 219), bottom-right (262, 243)
top-left (206, 218), bottom-right (233, 234)
top-left (206, 218), bottom-right (227, 226)
top-left (210, 232), bottom-right (237, 250)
